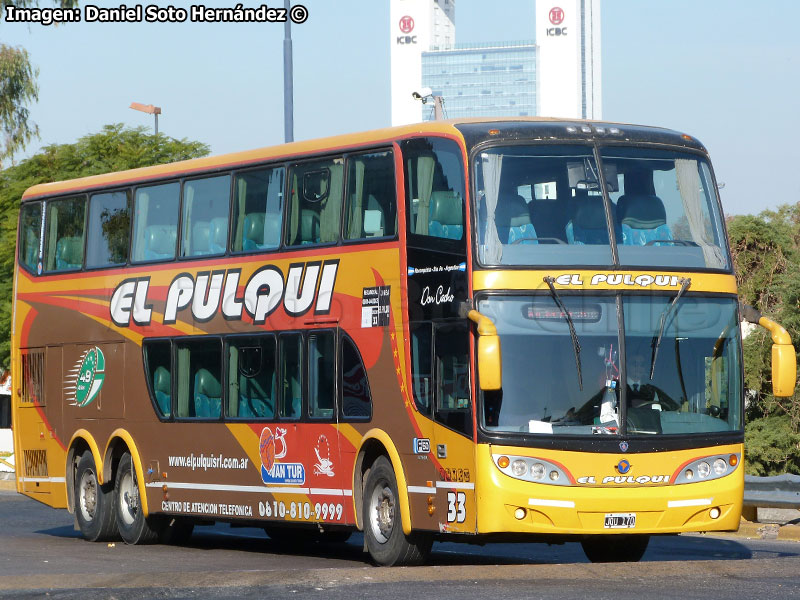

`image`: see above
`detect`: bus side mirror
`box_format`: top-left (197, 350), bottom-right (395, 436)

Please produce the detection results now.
top-left (741, 304), bottom-right (797, 397)
top-left (771, 343), bottom-right (796, 397)
top-left (477, 334), bottom-right (502, 391)
top-left (468, 309), bottom-right (502, 391)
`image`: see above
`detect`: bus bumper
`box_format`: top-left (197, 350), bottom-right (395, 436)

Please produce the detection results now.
top-left (475, 443), bottom-right (744, 535)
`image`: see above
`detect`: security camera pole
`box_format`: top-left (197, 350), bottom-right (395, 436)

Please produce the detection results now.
top-left (412, 89), bottom-right (444, 120)
top-left (283, 0), bottom-right (294, 143)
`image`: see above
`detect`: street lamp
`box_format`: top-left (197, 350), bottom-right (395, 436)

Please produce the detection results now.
top-left (129, 102), bottom-right (162, 135)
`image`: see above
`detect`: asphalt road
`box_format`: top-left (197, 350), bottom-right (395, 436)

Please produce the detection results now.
top-left (1, 489), bottom-right (799, 599)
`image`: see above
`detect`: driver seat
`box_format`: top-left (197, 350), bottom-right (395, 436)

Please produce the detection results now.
top-left (496, 194), bottom-right (537, 245)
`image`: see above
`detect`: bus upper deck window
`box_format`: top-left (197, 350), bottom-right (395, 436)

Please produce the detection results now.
top-left (232, 166), bottom-right (284, 253)
top-left (18, 202), bottom-right (42, 273)
top-left (344, 151), bottom-right (397, 241)
top-left (86, 191), bottom-right (130, 268)
top-left (287, 158), bottom-right (343, 247)
top-left (44, 196), bottom-right (86, 272)
top-left (131, 182), bottom-right (180, 263)
top-left (181, 175), bottom-right (231, 258)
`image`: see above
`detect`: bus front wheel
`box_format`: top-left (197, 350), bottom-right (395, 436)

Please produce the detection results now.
top-left (363, 456), bottom-right (432, 566)
top-left (114, 452), bottom-right (159, 544)
top-left (581, 534), bottom-right (650, 562)
top-left (74, 452), bottom-right (118, 542)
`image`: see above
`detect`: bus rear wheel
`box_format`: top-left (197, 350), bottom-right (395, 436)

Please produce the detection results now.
top-left (363, 456), bottom-right (432, 566)
top-left (581, 534), bottom-right (650, 562)
top-left (114, 452), bottom-right (159, 544)
top-left (74, 452), bottom-right (118, 542)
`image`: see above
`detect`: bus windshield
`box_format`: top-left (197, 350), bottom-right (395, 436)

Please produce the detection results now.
top-left (477, 295), bottom-right (742, 437)
top-left (474, 145), bottom-right (730, 270)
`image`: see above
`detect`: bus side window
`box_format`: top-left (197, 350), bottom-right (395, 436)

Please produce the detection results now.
top-left (181, 175), bottom-right (231, 258)
top-left (434, 323), bottom-right (472, 437)
top-left (340, 335), bottom-right (372, 420)
top-left (228, 336), bottom-right (276, 419)
top-left (144, 340), bottom-right (172, 418)
top-left (86, 191), bottom-right (130, 268)
top-left (402, 138), bottom-right (466, 246)
top-left (175, 338), bottom-right (222, 420)
top-left (18, 202), bottom-right (42, 273)
top-left (308, 331), bottom-right (335, 420)
top-left (279, 333), bottom-right (303, 420)
top-left (287, 158), bottom-right (344, 246)
top-left (231, 166), bottom-right (284, 253)
top-left (131, 182), bottom-right (180, 263)
top-left (410, 322), bottom-right (433, 416)
top-left (344, 151), bottom-right (397, 240)
top-left (44, 196), bottom-right (86, 272)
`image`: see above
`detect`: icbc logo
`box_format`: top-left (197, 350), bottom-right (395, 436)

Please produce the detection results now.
top-left (549, 7), bottom-right (564, 25)
top-left (399, 15), bottom-right (414, 33)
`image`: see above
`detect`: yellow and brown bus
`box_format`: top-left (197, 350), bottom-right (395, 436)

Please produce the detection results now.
top-left (12, 118), bottom-right (795, 564)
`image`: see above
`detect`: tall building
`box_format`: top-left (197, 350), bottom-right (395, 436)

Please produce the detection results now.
top-left (535, 0), bottom-right (602, 119)
top-left (390, 0), bottom-right (455, 126)
top-left (421, 41), bottom-right (537, 120)
top-left (391, 0), bottom-right (602, 125)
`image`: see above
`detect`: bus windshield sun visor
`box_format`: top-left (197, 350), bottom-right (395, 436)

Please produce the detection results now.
top-left (649, 277), bottom-right (691, 379)
top-left (543, 276), bottom-right (583, 391)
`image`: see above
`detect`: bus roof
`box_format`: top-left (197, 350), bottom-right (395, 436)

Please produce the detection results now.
top-left (20, 117), bottom-right (705, 202)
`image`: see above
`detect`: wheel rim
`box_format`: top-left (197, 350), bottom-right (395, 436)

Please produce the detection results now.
top-left (368, 482), bottom-right (395, 544)
top-left (118, 467), bottom-right (138, 527)
top-left (78, 469), bottom-right (98, 522)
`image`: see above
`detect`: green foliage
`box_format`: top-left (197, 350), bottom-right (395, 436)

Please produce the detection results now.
top-left (0, 45), bottom-right (39, 165)
top-left (729, 206), bottom-right (800, 474)
top-left (0, 124), bottom-right (209, 366)
top-left (744, 415), bottom-right (800, 476)
top-left (0, 1), bottom-right (80, 164)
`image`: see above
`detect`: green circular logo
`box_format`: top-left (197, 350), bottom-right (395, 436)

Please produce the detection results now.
top-left (75, 347), bottom-right (106, 408)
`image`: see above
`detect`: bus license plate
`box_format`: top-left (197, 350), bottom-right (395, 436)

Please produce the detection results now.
top-left (604, 513), bottom-right (636, 529)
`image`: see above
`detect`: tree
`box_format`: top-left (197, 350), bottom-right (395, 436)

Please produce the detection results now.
top-left (0, 124), bottom-right (209, 367)
top-left (0, 1), bottom-right (79, 165)
top-left (728, 206), bottom-right (800, 475)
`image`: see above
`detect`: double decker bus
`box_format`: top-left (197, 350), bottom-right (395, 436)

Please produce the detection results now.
top-left (12, 119), bottom-right (795, 565)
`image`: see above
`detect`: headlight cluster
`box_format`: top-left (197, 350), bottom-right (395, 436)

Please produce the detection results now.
top-left (493, 454), bottom-right (572, 486)
top-left (674, 453), bottom-right (739, 485)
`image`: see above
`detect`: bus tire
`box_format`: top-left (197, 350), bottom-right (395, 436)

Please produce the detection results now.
top-left (363, 456), bottom-right (432, 566)
top-left (581, 534), bottom-right (650, 562)
top-left (74, 451), bottom-right (118, 542)
top-left (114, 452), bottom-right (159, 545)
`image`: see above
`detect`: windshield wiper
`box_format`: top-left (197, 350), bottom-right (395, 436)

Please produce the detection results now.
top-left (650, 277), bottom-right (691, 379)
top-left (543, 276), bottom-right (583, 390)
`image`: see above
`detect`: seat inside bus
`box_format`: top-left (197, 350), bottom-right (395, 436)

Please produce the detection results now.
top-left (152, 366), bottom-right (171, 417)
top-left (428, 191), bottom-right (463, 240)
top-left (144, 225), bottom-right (177, 260)
top-left (237, 372), bottom-right (275, 419)
top-left (190, 221), bottom-right (211, 255)
top-left (55, 236), bottom-right (83, 270)
top-left (496, 193), bottom-right (537, 245)
top-left (193, 368), bottom-right (221, 418)
top-left (617, 194), bottom-right (673, 245)
top-left (209, 217), bottom-right (228, 254)
top-left (565, 195), bottom-right (620, 244)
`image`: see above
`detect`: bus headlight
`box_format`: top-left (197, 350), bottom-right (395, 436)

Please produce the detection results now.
top-left (713, 458), bottom-right (727, 475)
top-left (531, 463), bottom-right (546, 480)
top-left (511, 460), bottom-right (528, 477)
top-left (697, 462), bottom-right (711, 479)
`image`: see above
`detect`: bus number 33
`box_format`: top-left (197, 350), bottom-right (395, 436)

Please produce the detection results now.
top-left (447, 492), bottom-right (466, 523)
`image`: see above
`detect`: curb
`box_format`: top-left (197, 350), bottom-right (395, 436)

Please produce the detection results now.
top-left (715, 520), bottom-right (800, 542)
top-left (0, 479), bottom-right (16, 491)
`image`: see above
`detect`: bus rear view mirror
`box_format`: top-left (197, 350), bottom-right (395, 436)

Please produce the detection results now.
top-left (468, 309), bottom-right (502, 391)
top-left (740, 304), bottom-right (797, 397)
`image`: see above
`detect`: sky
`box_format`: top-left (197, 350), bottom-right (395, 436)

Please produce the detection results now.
top-left (2, 0), bottom-right (799, 216)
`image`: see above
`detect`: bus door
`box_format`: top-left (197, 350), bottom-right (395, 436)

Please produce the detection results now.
top-left (409, 321), bottom-right (476, 533)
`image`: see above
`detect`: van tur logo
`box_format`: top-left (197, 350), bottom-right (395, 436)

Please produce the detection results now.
top-left (109, 260), bottom-right (339, 327)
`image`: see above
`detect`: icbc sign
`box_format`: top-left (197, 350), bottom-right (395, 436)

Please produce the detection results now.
top-left (399, 15), bottom-right (414, 33)
top-left (397, 15), bottom-right (417, 44)
top-left (546, 6), bottom-right (567, 37)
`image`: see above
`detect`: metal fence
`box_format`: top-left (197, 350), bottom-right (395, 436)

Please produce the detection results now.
top-left (744, 475), bottom-right (800, 509)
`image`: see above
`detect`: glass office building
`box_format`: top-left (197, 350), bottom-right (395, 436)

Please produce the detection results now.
top-left (421, 41), bottom-right (537, 121)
